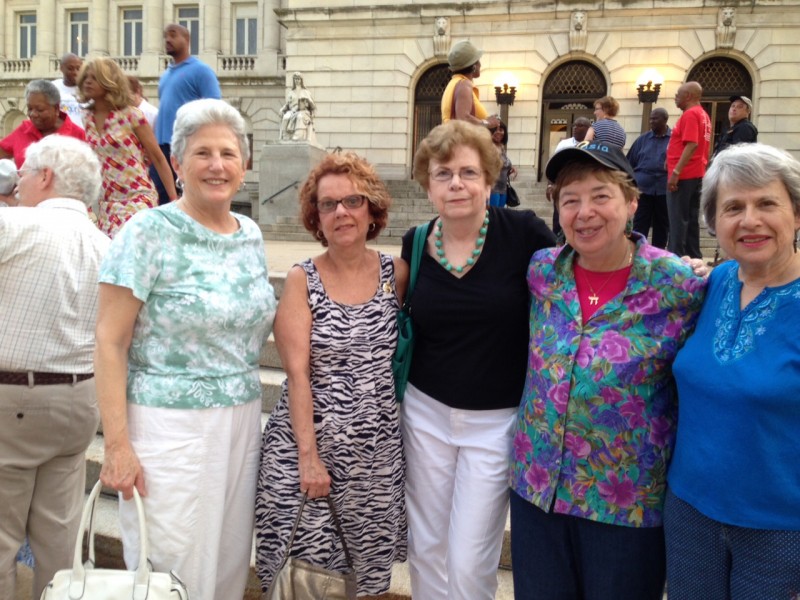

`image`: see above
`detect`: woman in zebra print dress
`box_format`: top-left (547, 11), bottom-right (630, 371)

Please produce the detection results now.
top-left (255, 153), bottom-right (409, 596)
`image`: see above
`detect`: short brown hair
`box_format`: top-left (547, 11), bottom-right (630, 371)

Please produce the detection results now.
top-left (413, 120), bottom-right (502, 190)
top-left (594, 95), bottom-right (620, 118)
top-left (299, 153), bottom-right (392, 247)
top-left (552, 161), bottom-right (639, 209)
top-left (77, 58), bottom-right (133, 109)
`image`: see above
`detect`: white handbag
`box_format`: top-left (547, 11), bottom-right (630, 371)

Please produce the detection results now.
top-left (40, 480), bottom-right (189, 600)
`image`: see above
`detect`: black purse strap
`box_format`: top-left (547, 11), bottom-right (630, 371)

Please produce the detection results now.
top-left (283, 492), bottom-right (354, 570)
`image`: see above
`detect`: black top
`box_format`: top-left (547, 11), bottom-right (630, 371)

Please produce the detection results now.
top-left (713, 119), bottom-right (758, 156)
top-left (401, 206), bottom-right (556, 410)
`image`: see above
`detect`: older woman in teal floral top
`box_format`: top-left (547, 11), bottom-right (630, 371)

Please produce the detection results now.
top-left (508, 143), bottom-right (706, 600)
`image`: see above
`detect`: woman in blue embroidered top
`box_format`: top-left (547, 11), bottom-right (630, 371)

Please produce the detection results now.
top-left (94, 99), bottom-right (277, 600)
top-left (665, 143), bottom-right (800, 598)
top-left (508, 143), bottom-right (706, 599)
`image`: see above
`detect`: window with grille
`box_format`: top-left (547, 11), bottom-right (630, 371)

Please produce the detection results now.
top-left (543, 61), bottom-right (606, 100)
top-left (688, 58), bottom-right (752, 97)
top-left (122, 8), bottom-right (143, 57)
top-left (19, 13), bottom-right (37, 59)
top-left (177, 6), bottom-right (200, 56)
top-left (70, 11), bottom-right (89, 57)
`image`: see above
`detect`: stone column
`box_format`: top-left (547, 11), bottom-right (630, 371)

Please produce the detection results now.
top-left (89, 0), bottom-right (109, 56)
top-left (203, 0), bottom-right (221, 54)
top-left (139, 0), bottom-right (165, 76)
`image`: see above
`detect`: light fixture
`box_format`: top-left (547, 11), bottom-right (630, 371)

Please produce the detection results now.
top-left (492, 72), bottom-right (519, 125)
top-left (635, 68), bottom-right (664, 104)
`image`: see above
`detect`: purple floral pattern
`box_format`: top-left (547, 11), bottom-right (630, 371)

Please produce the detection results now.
top-left (509, 237), bottom-right (706, 527)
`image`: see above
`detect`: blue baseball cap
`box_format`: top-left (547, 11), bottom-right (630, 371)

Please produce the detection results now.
top-left (546, 141), bottom-right (635, 183)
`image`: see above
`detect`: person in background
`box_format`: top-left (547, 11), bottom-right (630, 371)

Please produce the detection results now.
top-left (584, 96), bottom-right (626, 148)
top-left (256, 153), bottom-right (408, 597)
top-left (0, 135), bottom-right (109, 599)
top-left (152, 24), bottom-right (221, 205)
top-left (509, 142), bottom-right (705, 600)
top-left (550, 117), bottom-right (592, 237)
top-left (665, 143), bottom-right (800, 598)
top-left (127, 76), bottom-right (158, 129)
top-left (78, 57), bottom-right (177, 237)
top-left (0, 80), bottom-right (85, 168)
top-left (628, 107), bottom-right (671, 249)
top-left (712, 95), bottom-right (758, 157)
top-left (489, 118), bottom-right (517, 208)
top-left (402, 120), bottom-right (555, 599)
top-left (666, 81), bottom-right (711, 259)
top-left (51, 53), bottom-right (85, 130)
top-left (440, 40), bottom-right (500, 130)
top-left (94, 99), bottom-right (276, 600)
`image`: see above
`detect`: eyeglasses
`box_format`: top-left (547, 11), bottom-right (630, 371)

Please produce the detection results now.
top-left (17, 167), bottom-right (36, 178)
top-left (316, 194), bottom-right (367, 214)
top-left (429, 167), bottom-right (484, 182)
top-left (488, 127), bottom-right (504, 133)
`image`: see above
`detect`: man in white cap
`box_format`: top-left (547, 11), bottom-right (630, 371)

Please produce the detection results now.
top-left (712, 95), bottom-right (758, 156)
top-left (440, 40), bottom-right (499, 129)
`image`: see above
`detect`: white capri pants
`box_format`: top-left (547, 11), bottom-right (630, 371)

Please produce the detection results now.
top-left (402, 383), bottom-right (516, 600)
top-left (119, 400), bottom-right (261, 600)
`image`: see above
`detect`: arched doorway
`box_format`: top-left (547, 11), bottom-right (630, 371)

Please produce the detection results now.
top-left (687, 57), bottom-right (753, 156)
top-left (539, 60), bottom-right (606, 180)
top-left (412, 64), bottom-right (450, 163)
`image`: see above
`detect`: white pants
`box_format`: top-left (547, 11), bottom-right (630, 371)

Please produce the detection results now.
top-left (402, 384), bottom-right (515, 600)
top-left (119, 400), bottom-right (261, 600)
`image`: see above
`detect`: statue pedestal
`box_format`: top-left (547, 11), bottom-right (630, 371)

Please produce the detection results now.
top-left (256, 141), bottom-right (327, 226)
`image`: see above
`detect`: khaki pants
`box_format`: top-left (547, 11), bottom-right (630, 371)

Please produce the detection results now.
top-left (0, 379), bottom-right (99, 600)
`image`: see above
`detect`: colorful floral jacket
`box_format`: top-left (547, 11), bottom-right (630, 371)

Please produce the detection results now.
top-left (509, 236), bottom-right (706, 527)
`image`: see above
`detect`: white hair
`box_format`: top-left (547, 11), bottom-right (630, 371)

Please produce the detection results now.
top-left (23, 135), bottom-right (102, 207)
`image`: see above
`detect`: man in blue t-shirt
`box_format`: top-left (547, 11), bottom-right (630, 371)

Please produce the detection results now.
top-left (151, 24), bottom-right (221, 204)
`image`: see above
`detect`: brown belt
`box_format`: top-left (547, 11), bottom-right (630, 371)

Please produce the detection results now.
top-left (0, 371), bottom-right (94, 386)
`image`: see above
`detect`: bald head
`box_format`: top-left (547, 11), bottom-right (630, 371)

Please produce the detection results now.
top-left (59, 53), bottom-right (82, 87)
top-left (675, 81), bottom-right (702, 111)
top-left (649, 107), bottom-right (669, 134)
top-left (164, 24), bottom-right (191, 62)
top-left (572, 117), bottom-right (591, 142)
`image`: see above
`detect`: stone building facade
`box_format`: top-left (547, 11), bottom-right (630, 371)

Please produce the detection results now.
top-left (2, 0), bottom-right (798, 194)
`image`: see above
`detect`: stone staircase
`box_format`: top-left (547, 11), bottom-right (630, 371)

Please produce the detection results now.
top-left (23, 270), bottom-right (513, 600)
top-left (260, 178), bottom-right (720, 259)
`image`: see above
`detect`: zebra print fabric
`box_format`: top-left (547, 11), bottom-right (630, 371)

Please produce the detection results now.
top-left (255, 253), bottom-right (407, 595)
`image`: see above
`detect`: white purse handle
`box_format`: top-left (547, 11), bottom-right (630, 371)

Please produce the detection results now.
top-left (68, 480), bottom-right (152, 600)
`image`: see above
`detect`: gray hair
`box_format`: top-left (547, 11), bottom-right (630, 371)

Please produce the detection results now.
top-left (171, 99), bottom-right (249, 168)
top-left (703, 143), bottom-right (800, 235)
top-left (23, 135), bottom-right (102, 207)
top-left (25, 80), bottom-right (61, 107)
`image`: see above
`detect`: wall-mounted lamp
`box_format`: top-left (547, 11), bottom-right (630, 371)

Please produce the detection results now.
top-left (493, 73), bottom-right (519, 125)
top-left (635, 69), bottom-right (664, 133)
top-left (494, 83), bottom-right (517, 106)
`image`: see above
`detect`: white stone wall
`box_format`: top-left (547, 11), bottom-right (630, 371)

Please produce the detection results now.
top-left (278, 0), bottom-right (800, 175)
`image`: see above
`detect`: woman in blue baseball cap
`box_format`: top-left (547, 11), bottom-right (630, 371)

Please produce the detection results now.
top-left (509, 142), bottom-right (707, 599)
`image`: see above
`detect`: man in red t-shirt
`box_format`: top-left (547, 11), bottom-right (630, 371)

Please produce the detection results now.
top-left (665, 81), bottom-right (711, 258)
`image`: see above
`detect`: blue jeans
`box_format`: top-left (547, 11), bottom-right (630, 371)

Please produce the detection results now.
top-left (150, 143), bottom-right (177, 205)
top-left (489, 191), bottom-right (507, 208)
top-left (510, 490), bottom-right (666, 600)
top-left (664, 489), bottom-right (800, 599)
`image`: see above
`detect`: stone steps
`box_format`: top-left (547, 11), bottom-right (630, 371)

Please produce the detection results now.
top-left (261, 179), bottom-right (719, 255)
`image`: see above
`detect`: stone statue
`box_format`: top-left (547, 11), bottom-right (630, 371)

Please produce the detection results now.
top-left (716, 7), bottom-right (736, 49)
top-left (279, 72), bottom-right (317, 143)
top-left (433, 17), bottom-right (450, 57)
top-left (569, 11), bottom-right (588, 52)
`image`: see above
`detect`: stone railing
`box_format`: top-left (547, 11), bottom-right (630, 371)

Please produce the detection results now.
top-left (3, 59), bottom-right (31, 74)
top-left (111, 56), bottom-right (139, 71)
top-left (220, 55), bottom-right (255, 72)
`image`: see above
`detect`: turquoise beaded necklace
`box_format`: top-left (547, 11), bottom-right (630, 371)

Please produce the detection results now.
top-left (434, 209), bottom-right (490, 273)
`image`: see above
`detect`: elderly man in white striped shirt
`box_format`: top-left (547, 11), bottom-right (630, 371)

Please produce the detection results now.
top-left (0, 135), bottom-right (110, 600)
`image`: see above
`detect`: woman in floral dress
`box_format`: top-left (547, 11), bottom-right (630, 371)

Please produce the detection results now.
top-left (508, 142), bottom-right (706, 599)
top-left (78, 57), bottom-right (177, 237)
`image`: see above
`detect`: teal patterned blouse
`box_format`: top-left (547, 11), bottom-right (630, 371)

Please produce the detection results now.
top-left (509, 236), bottom-right (706, 527)
top-left (99, 202), bottom-right (277, 409)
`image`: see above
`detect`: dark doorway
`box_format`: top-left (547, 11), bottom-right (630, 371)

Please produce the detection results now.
top-left (413, 64), bottom-right (450, 165)
top-left (539, 61), bottom-right (607, 180)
